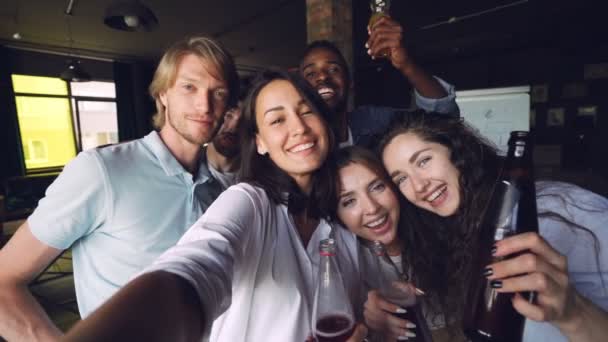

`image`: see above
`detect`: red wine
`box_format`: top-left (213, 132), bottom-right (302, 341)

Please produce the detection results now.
top-left (315, 313), bottom-right (355, 342)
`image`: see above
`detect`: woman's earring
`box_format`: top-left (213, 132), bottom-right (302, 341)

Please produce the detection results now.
top-left (257, 147), bottom-right (267, 155)
top-left (255, 136), bottom-right (268, 155)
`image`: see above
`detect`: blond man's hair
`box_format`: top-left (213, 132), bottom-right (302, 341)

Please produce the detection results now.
top-left (149, 36), bottom-right (239, 129)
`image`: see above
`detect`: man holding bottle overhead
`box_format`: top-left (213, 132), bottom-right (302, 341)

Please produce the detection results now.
top-left (299, 14), bottom-right (459, 148)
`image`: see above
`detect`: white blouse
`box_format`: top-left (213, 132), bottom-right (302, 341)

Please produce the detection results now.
top-left (143, 183), bottom-right (361, 342)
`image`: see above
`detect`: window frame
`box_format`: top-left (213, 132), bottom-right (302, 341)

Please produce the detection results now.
top-left (71, 96), bottom-right (118, 152)
top-left (11, 75), bottom-right (118, 174)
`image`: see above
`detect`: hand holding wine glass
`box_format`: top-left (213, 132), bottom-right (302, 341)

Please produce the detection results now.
top-left (363, 283), bottom-right (423, 341)
top-left (363, 241), bottom-right (431, 341)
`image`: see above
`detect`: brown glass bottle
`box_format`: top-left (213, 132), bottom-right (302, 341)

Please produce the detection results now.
top-left (464, 131), bottom-right (539, 342)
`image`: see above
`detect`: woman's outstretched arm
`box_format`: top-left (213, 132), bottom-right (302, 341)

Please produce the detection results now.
top-left (62, 271), bottom-right (205, 342)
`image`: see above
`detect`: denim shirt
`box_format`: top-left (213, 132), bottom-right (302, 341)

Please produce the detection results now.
top-left (348, 76), bottom-right (459, 148)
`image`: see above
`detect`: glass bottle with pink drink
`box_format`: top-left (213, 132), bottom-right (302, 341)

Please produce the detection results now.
top-left (312, 238), bottom-right (355, 342)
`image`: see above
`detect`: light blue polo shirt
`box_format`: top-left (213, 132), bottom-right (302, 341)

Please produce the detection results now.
top-left (29, 131), bottom-right (224, 317)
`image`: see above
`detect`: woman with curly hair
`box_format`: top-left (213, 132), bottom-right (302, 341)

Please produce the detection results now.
top-left (370, 112), bottom-right (608, 341)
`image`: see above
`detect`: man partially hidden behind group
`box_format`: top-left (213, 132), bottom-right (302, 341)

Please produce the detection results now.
top-left (205, 88), bottom-right (246, 188)
top-left (0, 36), bottom-right (239, 341)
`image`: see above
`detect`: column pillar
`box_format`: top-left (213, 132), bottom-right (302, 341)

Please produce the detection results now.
top-left (305, 0), bottom-right (353, 70)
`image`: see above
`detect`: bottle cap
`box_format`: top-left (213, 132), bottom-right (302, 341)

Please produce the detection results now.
top-left (319, 238), bottom-right (336, 256)
top-left (508, 131), bottom-right (533, 157)
top-left (508, 131), bottom-right (531, 145)
top-left (509, 131), bottom-right (529, 139)
top-left (370, 0), bottom-right (391, 13)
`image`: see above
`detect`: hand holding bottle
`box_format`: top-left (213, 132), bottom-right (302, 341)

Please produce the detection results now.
top-left (465, 131), bottom-right (539, 342)
top-left (486, 232), bottom-right (578, 326)
top-left (366, 16), bottom-right (412, 73)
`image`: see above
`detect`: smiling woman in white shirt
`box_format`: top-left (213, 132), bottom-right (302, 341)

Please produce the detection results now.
top-left (61, 70), bottom-right (369, 342)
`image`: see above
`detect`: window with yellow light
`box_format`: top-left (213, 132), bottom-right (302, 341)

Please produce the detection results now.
top-left (11, 74), bottom-right (117, 173)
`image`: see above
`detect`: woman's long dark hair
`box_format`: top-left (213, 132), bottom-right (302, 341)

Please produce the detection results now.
top-left (376, 113), bottom-right (501, 325)
top-left (378, 112), bottom-right (604, 326)
top-left (238, 69), bottom-right (338, 220)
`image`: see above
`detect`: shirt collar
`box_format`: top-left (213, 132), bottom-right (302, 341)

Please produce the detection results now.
top-left (143, 131), bottom-right (210, 182)
top-left (339, 128), bottom-right (354, 148)
top-left (196, 148), bottom-right (213, 183)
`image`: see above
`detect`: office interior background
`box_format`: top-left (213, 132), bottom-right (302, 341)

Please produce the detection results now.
top-left (0, 0), bottom-right (605, 331)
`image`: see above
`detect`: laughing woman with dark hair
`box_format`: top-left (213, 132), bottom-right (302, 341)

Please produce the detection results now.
top-left (60, 70), bottom-right (367, 342)
top-left (370, 113), bottom-right (608, 342)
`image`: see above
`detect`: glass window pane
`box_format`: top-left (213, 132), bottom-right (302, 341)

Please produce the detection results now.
top-left (15, 96), bottom-right (76, 170)
top-left (77, 100), bottom-right (119, 150)
top-left (70, 81), bottom-right (116, 98)
top-left (11, 74), bottom-right (68, 95)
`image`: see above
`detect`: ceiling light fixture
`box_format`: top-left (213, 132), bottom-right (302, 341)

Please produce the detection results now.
top-left (60, 0), bottom-right (91, 82)
top-left (60, 60), bottom-right (91, 82)
top-left (104, 0), bottom-right (159, 32)
top-left (12, 0), bottom-right (22, 40)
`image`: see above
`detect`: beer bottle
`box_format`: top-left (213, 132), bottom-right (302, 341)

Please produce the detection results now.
top-left (312, 238), bottom-right (355, 342)
top-left (369, 0), bottom-right (391, 27)
top-left (464, 131), bottom-right (539, 342)
top-left (368, 0), bottom-right (392, 58)
top-left (370, 241), bottom-right (433, 342)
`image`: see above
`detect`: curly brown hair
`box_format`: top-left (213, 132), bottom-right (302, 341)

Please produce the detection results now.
top-left (378, 112), bottom-right (604, 329)
top-left (378, 112), bottom-right (503, 324)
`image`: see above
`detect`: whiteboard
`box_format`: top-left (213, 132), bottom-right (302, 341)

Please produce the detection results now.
top-left (456, 86), bottom-right (530, 154)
